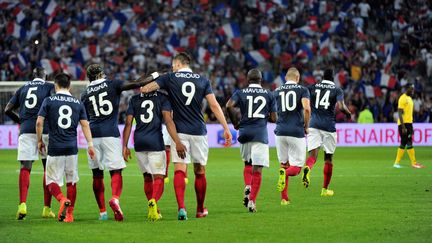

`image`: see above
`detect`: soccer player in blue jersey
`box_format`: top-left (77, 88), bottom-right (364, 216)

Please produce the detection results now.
top-left (36, 73), bottom-right (95, 222)
top-left (141, 52), bottom-right (232, 220)
top-left (81, 64), bottom-right (159, 221)
top-left (273, 68), bottom-right (311, 205)
top-left (303, 69), bottom-right (351, 196)
top-left (226, 68), bottom-right (277, 212)
top-left (122, 90), bottom-right (186, 221)
top-left (4, 67), bottom-right (56, 220)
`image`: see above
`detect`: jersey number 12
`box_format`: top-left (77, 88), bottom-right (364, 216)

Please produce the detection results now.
top-left (246, 95), bottom-right (266, 118)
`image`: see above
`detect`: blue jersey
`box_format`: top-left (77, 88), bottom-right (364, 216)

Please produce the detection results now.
top-left (127, 92), bottom-right (171, 152)
top-left (155, 69), bottom-right (212, 135)
top-left (81, 78), bottom-right (124, 138)
top-left (38, 91), bottom-right (87, 156)
top-left (308, 80), bottom-right (344, 132)
top-left (230, 84), bottom-right (276, 144)
top-left (8, 79), bottom-right (54, 134)
top-left (274, 81), bottom-right (310, 138)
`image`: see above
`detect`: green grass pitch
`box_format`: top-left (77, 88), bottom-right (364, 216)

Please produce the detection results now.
top-left (0, 147), bottom-right (431, 242)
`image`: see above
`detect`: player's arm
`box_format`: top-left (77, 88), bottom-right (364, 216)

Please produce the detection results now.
top-left (120, 72), bottom-right (161, 91)
top-left (4, 102), bottom-right (20, 124)
top-left (337, 100), bottom-right (352, 119)
top-left (122, 115), bottom-right (133, 162)
top-left (268, 112), bottom-right (277, 123)
top-left (398, 108), bottom-right (406, 134)
top-left (140, 81), bottom-right (160, 94)
top-left (207, 93), bottom-right (232, 146)
top-left (302, 98), bottom-right (311, 134)
top-left (225, 98), bottom-right (239, 130)
top-left (36, 116), bottom-right (45, 154)
top-left (162, 111), bottom-right (186, 159)
top-left (80, 119), bottom-right (96, 160)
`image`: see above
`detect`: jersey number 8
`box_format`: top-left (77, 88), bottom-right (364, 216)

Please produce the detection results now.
top-left (89, 92), bottom-right (113, 116)
top-left (58, 105), bottom-right (72, 129)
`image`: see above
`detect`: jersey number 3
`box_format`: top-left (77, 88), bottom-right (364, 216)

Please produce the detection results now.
top-left (89, 92), bottom-right (113, 116)
top-left (140, 100), bottom-right (154, 123)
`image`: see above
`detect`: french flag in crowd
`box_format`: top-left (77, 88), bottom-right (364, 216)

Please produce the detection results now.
top-left (100, 18), bottom-right (121, 36)
top-left (303, 74), bottom-right (317, 85)
top-left (61, 62), bottom-right (86, 80)
top-left (47, 23), bottom-right (61, 40)
top-left (145, 22), bottom-right (160, 41)
top-left (7, 22), bottom-right (26, 40)
top-left (259, 25), bottom-right (270, 42)
top-left (321, 20), bottom-right (342, 34)
top-left (212, 3), bottom-right (232, 18)
top-left (319, 32), bottom-right (330, 56)
top-left (17, 52), bottom-right (28, 68)
top-left (272, 0), bottom-right (288, 7)
top-left (245, 49), bottom-right (271, 66)
top-left (13, 6), bottom-right (26, 24)
top-left (41, 0), bottom-right (57, 16)
top-left (334, 70), bottom-right (348, 87)
top-left (165, 44), bottom-right (183, 56)
top-left (313, 1), bottom-right (330, 15)
top-left (156, 52), bottom-right (172, 65)
top-left (296, 44), bottom-right (314, 60)
top-left (75, 45), bottom-right (99, 64)
top-left (374, 70), bottom-right (397, 89)
top-left (169, 33), bottom-right (180, 47)
top-left (273, 73), bottom-right (286, 87)
top-left (0, 1), bottom-right (15, 9)
top-left (382, 42), bottom-right (398, 72)
top-left (256, 1), bottom-right (275, 15)
top-left (198, 47), bottom-right (212, 65)
top-left (40, 59), bottom-right (61, 74)
top-left (114, 8), bottom-right (135, 25)
top-left (338, 1), bottom-right (355, 19)
top-left (219, 22), bottom-right (241, 41)
top-left (294, 24), bottom-right (316, 38)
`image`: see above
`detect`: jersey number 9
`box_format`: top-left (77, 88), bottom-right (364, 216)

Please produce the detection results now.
top-left (181, 82), bottom-right (195, 106)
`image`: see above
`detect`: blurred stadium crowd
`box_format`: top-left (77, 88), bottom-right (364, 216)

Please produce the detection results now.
top-left (1, 0), bottom-right (432, 124)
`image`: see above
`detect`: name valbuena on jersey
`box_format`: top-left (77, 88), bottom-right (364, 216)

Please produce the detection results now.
top-left (230, 84), bottom-right (276, 144)
top-left (8, 78), bottom-right (54, 134)
top-left (81, 78), bottom-right (124, 138)
top-left (274, 81), bottom-right (310, 138)
top-left (127, 92), bottom-right (172, 152)
top-left (308, 80), bottom-right (344, 132)
top-left (38, 92), bottom-right (87, 156)
top-left (156, 70), bottom-right (212, 135)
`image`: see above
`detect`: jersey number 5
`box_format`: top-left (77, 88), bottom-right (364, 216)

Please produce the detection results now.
top-left (314, 90), bottom-right (330, 110)
top-left (25, 87), bottom-right (38, 109)
top-left (89, 92), bottom-right (113, 116)
top-left (246, 96), bottom-right (266, 118)
top-left (140, 100), bottom-right (154, 123)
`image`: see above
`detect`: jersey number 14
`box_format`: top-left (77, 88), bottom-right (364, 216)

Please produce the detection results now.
top-left (314, 90), bottom-right (330, 110)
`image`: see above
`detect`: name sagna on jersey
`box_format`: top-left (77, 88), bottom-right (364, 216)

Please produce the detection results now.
top-left (86, 82), bottom-right (108, 94)
top-left (175, 73), bottom-right (200, 79)
top-left (49, 95), bottom-right (80, 104)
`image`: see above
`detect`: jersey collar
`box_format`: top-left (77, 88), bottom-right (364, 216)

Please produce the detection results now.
top-left (177, 67), bottom-right (193, 73)
top-left (32, 78), bottom-right (45, 82)
top-left (88, 78), bottom-right (106, 86)
top-left (285, 80), bottom-right (297, 85)
top-left (248, 84), bottom-right (262, 88)
top-left (321, 80), bottom-right (335, 85)
top-left (56, 90), bottom-right (72, 96)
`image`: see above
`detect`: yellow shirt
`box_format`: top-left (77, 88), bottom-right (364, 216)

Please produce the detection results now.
top-left (397, 93), bottom-right (413, 125)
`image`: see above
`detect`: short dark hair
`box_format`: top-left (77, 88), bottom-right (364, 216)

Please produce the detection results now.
top-left (247, 68), bottom-right (262, 84)
top-left (55, 73), bottom-right (71, 89)
top-left (323, 69), bottom-right (334, 81)
top-left (86, 64), bottom-right (104, 81)
top-left (33, 67), bottom-right (46, 79)
top-left (173, 52), bottom-right (191, 65)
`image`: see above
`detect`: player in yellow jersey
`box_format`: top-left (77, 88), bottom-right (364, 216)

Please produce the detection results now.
top-left (393, 83), bottom-right (425, 169)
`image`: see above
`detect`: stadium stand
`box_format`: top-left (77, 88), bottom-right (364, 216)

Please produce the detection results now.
top-left (1, 0), bottom-right (431, 124)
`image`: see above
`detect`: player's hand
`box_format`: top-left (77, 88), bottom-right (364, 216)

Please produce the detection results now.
top-left (38, 141), bottom-right (46, 155)
top-left (88, 146), bottom-right (96, 160)
top-left (224, 128), bottom-right (232, 147)
top-left (233, 123), bottom-right (239, 130)
top-left (304, 127), bottom-right (309, 135)
top-left (123, 147), bottom-right (131, 162)
top-left (401, 127), bottom-right (407, 135)
top-left (175, 142), bottom-right (187, 159)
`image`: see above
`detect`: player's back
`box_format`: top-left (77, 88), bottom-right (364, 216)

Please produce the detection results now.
top-left (308, 80), bottom-right (344, 132)
top-left (81, 78), bottom-right (124, 138)
top-left (155, 69), bottom-right (212, 135)
top-left (233, 84), bottom-right (275, 144)
top-left (12, 79), bottom-right (54, 134)
top-left (39, 91), bottom-right (86, 156)
top-left (128, 92), bottom-right (169, 152)
top-left (274, 81), bottom-right (310, 138)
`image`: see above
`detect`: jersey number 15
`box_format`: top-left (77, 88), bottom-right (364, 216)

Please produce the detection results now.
top-left (89, 92), bottom-right (113, 116)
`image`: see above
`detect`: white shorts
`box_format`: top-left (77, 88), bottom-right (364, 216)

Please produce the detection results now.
top-left (307, 128), bottom-right (337, 154)
top-left (275, 136), bottom-right (306, 167)
top-left (17, 134), bottom-right (49, 161)
top-left (240, 142), bottom-right (269, 167)
top-left (162, 124), bottom-right (171, 146)
top-left (135, 151), bottom-right (166, 175)
top-left (87, 137), bottom-right (126, 171)
top-left (171, 133), bottom-right (208, 165)
top-left (45, 154), bottom-right (79, 187)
